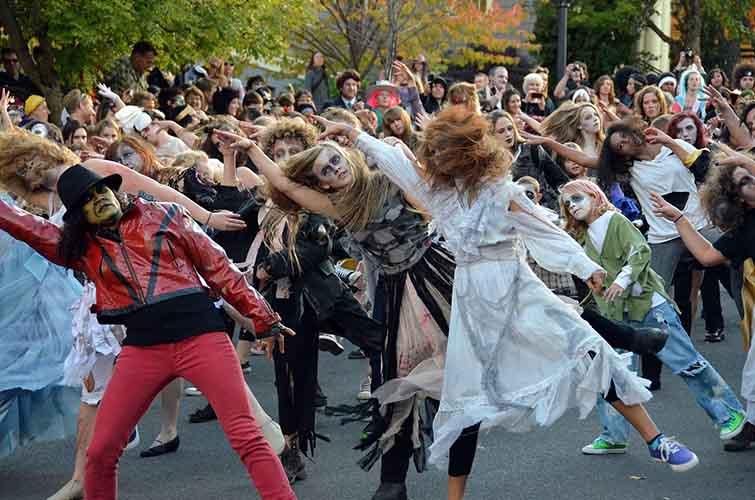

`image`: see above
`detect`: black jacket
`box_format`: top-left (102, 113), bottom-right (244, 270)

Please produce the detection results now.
top-left (257, 213), bottom-right (383, 353)
top-left (511, 143), bottom-right (569, 211)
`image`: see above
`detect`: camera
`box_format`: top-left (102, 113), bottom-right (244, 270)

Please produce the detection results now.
top-left (684, 48), bottom-right (694, 59)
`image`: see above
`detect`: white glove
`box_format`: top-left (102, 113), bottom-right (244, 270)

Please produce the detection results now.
top-left (97, 83), bottom-right (118, 102)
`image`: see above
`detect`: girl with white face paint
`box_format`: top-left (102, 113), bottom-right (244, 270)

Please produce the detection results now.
top-left (561, 179), bottom-right (747, 455)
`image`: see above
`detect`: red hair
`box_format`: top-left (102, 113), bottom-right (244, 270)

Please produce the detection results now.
top-left (667, 111), bottom-right (708, 148)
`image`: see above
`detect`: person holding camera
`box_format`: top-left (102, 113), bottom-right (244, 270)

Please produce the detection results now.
top-left (522, 72), bottom-right (555, 118)
top-left (674, 49), bottom-right (706, 80)
top-left (554, 62), bottom-right (586, 101)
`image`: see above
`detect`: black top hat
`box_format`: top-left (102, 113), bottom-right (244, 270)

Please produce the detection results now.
top-left (57, 164), bottom-right (122, 222)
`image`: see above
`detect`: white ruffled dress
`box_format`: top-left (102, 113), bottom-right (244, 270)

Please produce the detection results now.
top-left (356, 134), bottom-right (653, 467)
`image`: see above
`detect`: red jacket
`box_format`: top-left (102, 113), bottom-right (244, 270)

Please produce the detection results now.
top-left (0, 198), bottom-right (280, 334)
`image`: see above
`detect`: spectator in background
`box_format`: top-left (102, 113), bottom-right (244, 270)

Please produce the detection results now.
top-left (620, 73), bottom-right (646, 108)
top-left (708, 68), bottom-right (729, 94)
top-left (195, 78), bottom-right (219, 113)
top-left (485, 65), bottom-right (510, 110)
top-left (732, 63), bottom-right (755, 91)
top-left (62, 89), bottom-right (96, 129)
top-left (304, 52), bottom-right (330, 112)
top-left (522, 72), bottom-right (554, 118)
top-left (325, 70), bottom-right (361, 111)
top-left (212, 87), bottom-right (242, 120)
top-left (0, 47), bottom-right (41, 102)
top-left (365, 80), bottom-right (400, 132)
top-left (672, 69), bottom-right (706, 119)
top-left (223, 59), bottom-right (245, 102)
top-left (104, 41), bottom-right (157, 96)
top-left (421, 76), bottom-right (448, 115)
top-left (448, 82), bottom-right (481, 115)
top-left (593, 75), bottom-right (618, 119)
top-left (634, 86), bottom-right (668, 126)
top-left (554, 62), bottom-right (585, 100)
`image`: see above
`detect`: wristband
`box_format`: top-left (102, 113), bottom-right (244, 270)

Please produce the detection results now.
top-left (673, 213), bottom-right (684, 223)
top-left (205, 211), bottom-right (213, 226)
top-left (256, 322), bottom-right (283, 340)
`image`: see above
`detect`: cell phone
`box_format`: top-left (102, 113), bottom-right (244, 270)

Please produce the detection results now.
top-left (530, 93), bottom-right (544, 99)
top-left (662, 192), bottom-right (689, 211)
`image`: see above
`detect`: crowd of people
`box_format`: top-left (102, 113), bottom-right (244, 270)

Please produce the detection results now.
top-left (0, 38), bottom-right (754, 500)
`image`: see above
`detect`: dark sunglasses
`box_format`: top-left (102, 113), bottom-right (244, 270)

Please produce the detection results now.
top-left (524, 190), bottom-right (537, 200)
top-left (80, 183), bottom-right (109, 206)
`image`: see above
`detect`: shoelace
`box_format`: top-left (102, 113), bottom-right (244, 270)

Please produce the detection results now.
top-left (657, 437), bottom-right (682, 462)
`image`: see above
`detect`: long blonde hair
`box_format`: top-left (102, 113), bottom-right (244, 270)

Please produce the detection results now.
top-left (541, 102), bottom-right (605, 148)
top-left (0, 128), bottom-right (79, 191)
top-left (268, 141), bottom-right (391, 233)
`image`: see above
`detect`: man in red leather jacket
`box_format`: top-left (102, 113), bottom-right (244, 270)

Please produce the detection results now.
top-left (0, 164), bottom-right (296, 500)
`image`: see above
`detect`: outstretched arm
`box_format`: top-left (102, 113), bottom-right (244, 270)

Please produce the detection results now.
top-left (0, 198), bottom-right (68, 267)
top-left (650, 192), bottom-right (728, 266)
top-left (82, 159), bottom-right (246, 231)
top-left (213, 129), bottom-right (339, 220)
top-left (520, 132), bottom-right (599, 169)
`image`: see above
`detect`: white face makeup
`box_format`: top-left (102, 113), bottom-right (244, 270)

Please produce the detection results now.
top-left (115, 143), bottom-right (144, 173)
top-left (494, 116), bottom-right (516, 150)
top-left (578, 106), bottom-right (600, 135)
top-left (312, 147), bottom-right (353, 190)
top-left (675, 117), bottom-right (698, 145)
top-left (733, 167), bottom-right (755, 207)
top-left (563, 192), bottom-right (593, 221)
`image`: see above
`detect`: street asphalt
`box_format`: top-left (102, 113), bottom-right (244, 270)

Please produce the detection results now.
top-left (1, 296), bottom-right (753, 500)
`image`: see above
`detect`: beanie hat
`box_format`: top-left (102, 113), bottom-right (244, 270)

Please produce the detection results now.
top-left (24, 95), bottom-right (45, 116)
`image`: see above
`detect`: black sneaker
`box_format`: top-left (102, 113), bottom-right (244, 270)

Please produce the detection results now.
top-left (348, 348), bottom-right (367, 360)
top-left (189, 404), bottom-right (217, 423)
top-left (704, 328), bottom-right (725, 342)
top-left (371, 482), bottom-right (408, 500)
top-left (240, 361), bottom-right (252, 373)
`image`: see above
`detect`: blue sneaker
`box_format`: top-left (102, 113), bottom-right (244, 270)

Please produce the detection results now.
top-left (648, 435), bottom-right (699, 472)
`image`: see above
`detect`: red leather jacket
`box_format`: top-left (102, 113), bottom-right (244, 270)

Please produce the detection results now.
top-left (0, 198), bottom-right (280, 333)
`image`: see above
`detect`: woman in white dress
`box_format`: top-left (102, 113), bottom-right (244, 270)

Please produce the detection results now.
top-left (315, 107), bottom-right (700, 499)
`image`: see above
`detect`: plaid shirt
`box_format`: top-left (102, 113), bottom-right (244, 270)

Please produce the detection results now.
top-left (105, 57), bottom-right (148, 95)
top-left (527, 254), bottom-right (578, 298)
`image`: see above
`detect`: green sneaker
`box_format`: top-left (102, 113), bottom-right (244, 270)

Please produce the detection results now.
top-left (581, 438), bottom-right (628, 455)
top-left (720, 410), bottom-right (747, 440)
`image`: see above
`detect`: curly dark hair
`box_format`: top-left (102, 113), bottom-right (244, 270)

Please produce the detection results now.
top-left (336, 69), bottom-right (361, 91)
top-left (259, 118), bottom-right (318, 158)
top-left (700, 162), bottom-right (749, 231)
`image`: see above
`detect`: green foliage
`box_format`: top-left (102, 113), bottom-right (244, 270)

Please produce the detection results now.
top-left (9, 0), bottom-right (306, 89)
top-left (533, 0), bottom-right (647, 80)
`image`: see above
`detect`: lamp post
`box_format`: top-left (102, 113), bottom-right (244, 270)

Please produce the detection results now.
top-left (556, 0), bottom-right (570, 80)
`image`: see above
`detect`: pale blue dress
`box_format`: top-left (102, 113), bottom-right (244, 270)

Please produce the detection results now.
top-left (0, 193), bottom-right (81, 458)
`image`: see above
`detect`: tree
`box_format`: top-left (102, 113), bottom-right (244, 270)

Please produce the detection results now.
top-left (642, 0), bottom-right (754, 59)
top-left (292, 1), bottom-right (534, 79)
top-left (533, 0), bottom-right (649, 81)
top-left (0, 0), bottom-right (306, 123)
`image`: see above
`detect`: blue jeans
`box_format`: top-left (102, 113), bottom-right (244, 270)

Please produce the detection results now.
top-left (595, 301), bottom-right (743, 444)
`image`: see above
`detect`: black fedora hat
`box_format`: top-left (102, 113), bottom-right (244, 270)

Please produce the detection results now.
top-left (57, 164), bottom-right (122, 221)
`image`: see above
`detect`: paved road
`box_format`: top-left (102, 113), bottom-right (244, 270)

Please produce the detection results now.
top-left (1, 297), bottom-right (753, 500)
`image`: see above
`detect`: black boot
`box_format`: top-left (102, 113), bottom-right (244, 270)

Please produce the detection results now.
top-left (371, 482), bottom-right (408, 500)
top-left (314, 383), bottom-right (327, 408)
top-left (188, 403), bottom-right (216, 423)
top-left (629, 327), bottom-right (669, 356)
top-left (724, 422), bottom-right (755, 452)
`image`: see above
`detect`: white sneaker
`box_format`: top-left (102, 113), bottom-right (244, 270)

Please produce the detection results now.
top-left (125, 426), bottom-right (140, 451)
top-left (357, 377), bottom-right (372, 400)
top-left (184, 386), bottom-right (203, 397)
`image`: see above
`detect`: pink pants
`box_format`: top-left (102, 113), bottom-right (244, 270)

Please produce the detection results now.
top-left (84, 332), bottom-right (295, 500)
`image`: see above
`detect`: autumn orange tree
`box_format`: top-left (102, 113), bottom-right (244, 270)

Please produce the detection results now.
top-left (292, 1), bottom-right (536, 78)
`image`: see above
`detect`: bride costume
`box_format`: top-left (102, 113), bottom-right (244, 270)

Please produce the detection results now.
top-left (0, 193), bottom-right (80, 457)
top-left (356, 134), bottom-right (652, 466)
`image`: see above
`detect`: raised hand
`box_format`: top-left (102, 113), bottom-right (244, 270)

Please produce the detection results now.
top-left (312, 114), bottom-right (355, 141)
top-left (96, 83), bottom-right (118, 102)
top-left (649, 191), bottom-right (682, 221)
top-left (213, 129), bottom-right (254, 152)
top-left (415, 109), bottom-right (432, 130)
top-left (643, 126), bottom-right (673, 145)
top-left (586, 269), bottom-right (606, 296)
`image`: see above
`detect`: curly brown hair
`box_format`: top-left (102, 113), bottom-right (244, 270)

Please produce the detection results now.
top-left (259, 118), bottom-right (318, 158)
top-left (699, 161), bottom-right (749, 231)
top-left (417, 106), bottom-right (510, 204)
top-left (0, 128), bottom-right (79, 191)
